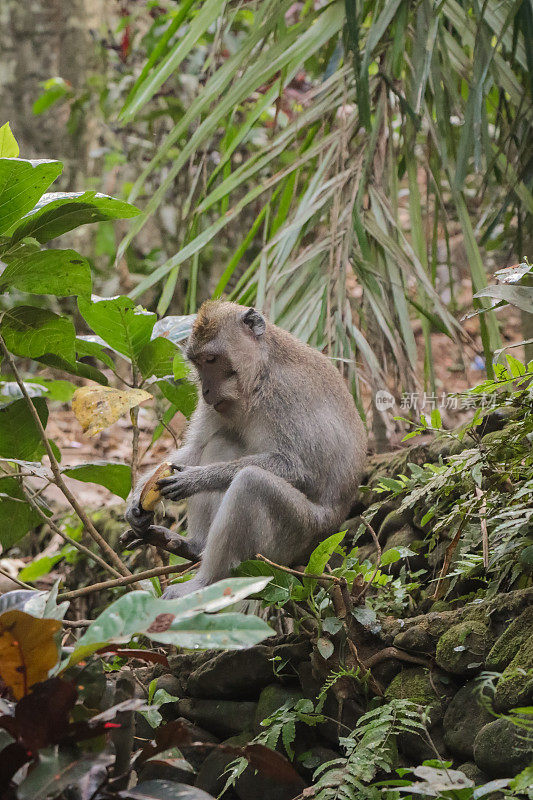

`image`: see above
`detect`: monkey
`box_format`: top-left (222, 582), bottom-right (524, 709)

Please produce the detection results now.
top-left (123, 301), bottom-right (367, 598)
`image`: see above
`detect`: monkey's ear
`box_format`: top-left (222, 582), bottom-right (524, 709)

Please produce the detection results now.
top-left (241, 307), bottom-right (266, 337)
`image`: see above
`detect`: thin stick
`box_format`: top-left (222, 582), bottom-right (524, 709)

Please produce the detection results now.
top-left (475, 488), bottom-right (489, 569)
top-left (432, 519), bottom-right (465, 600)
top-left (355, 517), bottom-right (381, 602)
top-left (21, 483), bottom-right (123, 579)
top-left (0, 567), bottom-right (33, 590)
top-left (58, 561), bottom-right (200, 600)
top-left (256, 553), bottom-right (341, 583)
top-left (0, 336), bottom-right (132, 579)
top-left (62, 619), bottom-right (91, 628)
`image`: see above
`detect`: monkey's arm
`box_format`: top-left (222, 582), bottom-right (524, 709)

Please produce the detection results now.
top-left (158, 453), bottom-right (303, 500)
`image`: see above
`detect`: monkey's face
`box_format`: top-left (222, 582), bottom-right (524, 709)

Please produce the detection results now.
top-left (186, 304), bottom-right (267, 415)
top-left (187, 349), bottom-right (240, 413)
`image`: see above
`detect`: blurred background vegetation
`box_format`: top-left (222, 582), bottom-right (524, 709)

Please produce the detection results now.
top-left (1, 0), bottom-right (531, 448)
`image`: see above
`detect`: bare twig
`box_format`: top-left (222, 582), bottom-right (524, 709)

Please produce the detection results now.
top-left (475, 487), bottom-right (489, 569)
top-left (20, 483), bottom-right (123, 579)
top-left (130, 406), bottom-right (140, 490)
top-left (0, 336), bottom-right (132, 579)
top-left (58, 561), bottom-right (200, 601)
top-left (256, 553), bottom-right (341, 583)
top-left (354, 517), bottom-right (381, 602)
top-left (0, 566), bottom-right (33, 590)
top-left (62, 618), bottom-right (91, 628)
top-left (432, 519), bottom-right (465, 600)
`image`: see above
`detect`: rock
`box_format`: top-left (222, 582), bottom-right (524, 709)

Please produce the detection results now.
top-left (176, 699), bottom-right (257, 739)
top-left (443, 682), bottom-right (493, 759)
top-left (296, 745), bottom-right (340, 781)
top-left (494, 632), bottom-right (533, 712)
top-left (186, 639), bottom-right (310, 700)
top-left (385, 667), bottom-right (454, 761)
top-left (195, 731), bottom-right (306, 800)
top-left (137, 758), bottom-right (196, 786)
top-left (486, 607), bottom-right (533, 671)
top-left (378, 508), bottom-right (414, 541)
top-left (169, 717), bottom-right (220, 772)
top-left (458, 762), bottom-right (489, 784)
top-left (385, 668), bottom-right (454, 724)
top-left (155, 673), bottom-right (181, 697)
top-left (474, 719), bottom-right (533, 777)
top-left (254, 684), bottom-right (305, 732)
top-left (435, 621), bottom-right (491, 674)
top-left (393, 625), bottom-right (433, 654)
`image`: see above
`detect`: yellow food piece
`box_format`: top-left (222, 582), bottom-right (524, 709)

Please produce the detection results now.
top-left (140, 462), bottom-right (172, 511)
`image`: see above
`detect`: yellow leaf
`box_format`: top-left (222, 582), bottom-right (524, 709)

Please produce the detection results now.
top-left (0, 610), bottom-right (61, 699)
top-left (0, 122), bottom-right (20, 158)
top-left (72, 385), bottom-right (152, 437)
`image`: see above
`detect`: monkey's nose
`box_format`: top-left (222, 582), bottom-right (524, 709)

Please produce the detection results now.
top-left (202, 388), bottom-right (210, 398)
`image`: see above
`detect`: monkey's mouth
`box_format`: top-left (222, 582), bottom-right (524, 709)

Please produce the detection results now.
top-left (214, 400), bottom-right (230, 413)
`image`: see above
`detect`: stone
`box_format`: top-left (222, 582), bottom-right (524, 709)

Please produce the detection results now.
top-left (486, 607), bottom-right (533, 671)
top-left (378, 508), bottom-right (414, 541)
top-left (296, 745), bottom-right (340, 781)
top-left (474, 719), bottom-right (533, 777)
top-left (458, 762), bottom-right (489, 785)
top-left (393, 625), bottom-right (433, 654)
top-left (137, 758), bottom-right (196, 786)
top-left (435, 621), bottom-right (491, 675)
top-left (168, 717), bottom-right (220, 772)
top-left (494, 632), bottom-right (533, 712)
top-left (385, 668), bottom-right (454, 761)
top-left (186, 639), bottom-right (310, 700)
top-left (155, 673), bottom-right (181, 697)
top-left (254, 684), bottom-right (305, 732)
top-left (443, 681), bottom-right (493, 759)
top-left (195, 731), bottom-right (306, 800)
top-left (176, 699), bottom-right (257, 739)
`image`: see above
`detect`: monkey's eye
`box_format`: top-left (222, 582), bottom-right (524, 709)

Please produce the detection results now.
top-left (205, 355), bottom-right (216, 364)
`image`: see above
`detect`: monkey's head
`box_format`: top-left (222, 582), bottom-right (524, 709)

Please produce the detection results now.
top-left (186, 301), bottom-right (267, 414)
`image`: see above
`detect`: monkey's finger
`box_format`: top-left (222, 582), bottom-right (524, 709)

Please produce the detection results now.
top-left (157, 476), bottom-right (179, 488)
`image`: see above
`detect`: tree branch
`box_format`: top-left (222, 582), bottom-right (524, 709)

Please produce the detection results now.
top-left (58, 561), bottom-right (200, 600)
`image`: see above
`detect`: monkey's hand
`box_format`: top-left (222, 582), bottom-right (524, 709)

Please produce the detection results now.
top-left (120, 524), bottom-right (199, 560)
top-left (124, 502), bottom-right (154, 536)
top-left (157, 465), bottom-right (203, 501)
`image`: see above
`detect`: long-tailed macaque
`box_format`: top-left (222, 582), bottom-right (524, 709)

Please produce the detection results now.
top-left (123, 301), bottom-right (367, 597)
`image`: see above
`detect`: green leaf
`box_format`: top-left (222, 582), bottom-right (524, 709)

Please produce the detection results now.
top-left (36, 354), bottom-right (109, 386)
top-left (234, 559), bottom-right (303, 604)
top-left (10, 191), bottom-right (140, 244)
top-left (78, 295), bottom-right (156, 362)
top-left (62, 461), bottom-right (132, 500)
top-left (157, 378), bottom-right (197, 419)
top-left (0, 306), bottom-right (76, 364)
top-left (0, 248), bottom-right (92, 297)
top-left (305, 531), bottom-right (346, 577)
top-left (138, 337), bottom-right (178, 379)
top-left (0, 477), bottom-right (41, 548)
top-left (19, 554), bottom-right (63, 582)
top-left (380, 546), bottom-right (416, 566)
top-left (75, 337), bottom-right (116, 370)
top-left (474, 284), bottom-right (533, 314)
top-left (151, 611), bottom-right (274, 649)
top-left (69, 578), bottom-right (272, 664)
top-left (0, 123), bottom-right (19, 158)
top-left (0, 158), bottom-right (62, 234)
top-left (0, 397), bottom-right (48, 460)
top-left (32, 77), bottom-right (73, 115)
top-left (17, 748), bottom-right (114, 800)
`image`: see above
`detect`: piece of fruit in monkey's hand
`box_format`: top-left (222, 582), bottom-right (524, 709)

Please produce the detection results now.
top-left (139, 461), bottom-right (173, 511)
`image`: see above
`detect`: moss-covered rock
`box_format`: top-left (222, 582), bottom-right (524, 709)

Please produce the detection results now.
top-left (494, 633), bottom-right (533, 712)
top-left (473, 719), bottom-right (533, 777)
top-left (393, 625), bottom-right (433, 654)
top-left (435, 621), bottom-right (491, 675)
top-left (486, 607), bottom-right (533, 671)
top-left (385, 667), bottom-right (454, 724)
top-left (254, 684), bottom-right (304, 732)
top-left (443, 682), bottom-right (493, 759)
top-left (458, 763), bottom-right (489, 785)
top-left (378, 509), bottom-right (414, 541)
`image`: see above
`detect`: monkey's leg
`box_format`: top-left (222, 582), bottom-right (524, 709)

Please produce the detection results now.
top-left (163, 466), bottom-right (335, 598)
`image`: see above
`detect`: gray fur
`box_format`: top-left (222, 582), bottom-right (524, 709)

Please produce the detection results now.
top-left (124, 302), bottom-right (367, 598)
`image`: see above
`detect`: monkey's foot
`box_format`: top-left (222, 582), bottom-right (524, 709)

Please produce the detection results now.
top-left (120, 525), bottom-right (199, 561)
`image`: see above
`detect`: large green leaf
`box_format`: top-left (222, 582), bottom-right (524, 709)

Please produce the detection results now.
top-left (234, 559), bottom-right (304, 605)
top-left (305, 531), bottom-right (346, 577)
top-left (0, 158), bottom-right (62, 234)
top-left (78, 295), bottom-right (156, 362)
top-left (138, 336), bottom-right (179, 379)
top-left (157, 378), bottom-right (197, 419)
top-left (69, 578), bottom-right (272, 664)
top-left (62, 461), bottom-right (132, 500)
top-left (10, 191), bottom-right (140, 244)
top-left (474, 284), bottom-right (533, 315)
top-left (0, 248), bottom-right (91, 297)
top-left (17, 749), bottom-right (114, 800)
top-left (0, 307), bottom-right (76, 364)
top-left (151, 611), bottom-right (274, 649)
top-left (37, 354), bottom-right (109, 386)
top-left (0, 477), bottom-right (41, 548)
top-left (0, 397), bottom-right (48, 460)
